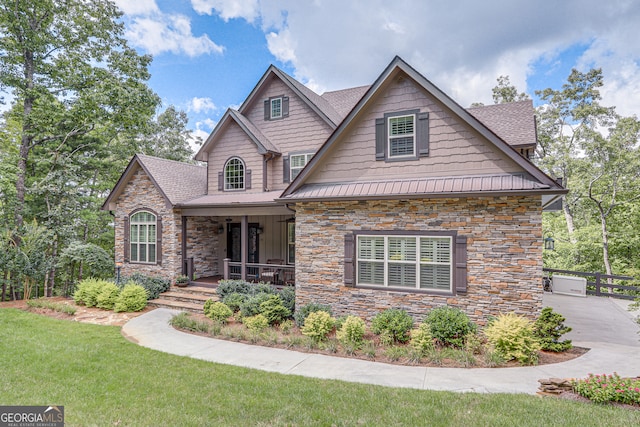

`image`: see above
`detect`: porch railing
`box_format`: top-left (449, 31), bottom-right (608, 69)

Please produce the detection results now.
top-left (223, 258), bottom-right (295, 287)
top-left (543, 268), bottom-right (638, 300)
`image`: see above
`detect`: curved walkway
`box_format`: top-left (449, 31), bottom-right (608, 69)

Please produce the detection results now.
top-left (122, 293), bottom-right (640, 395)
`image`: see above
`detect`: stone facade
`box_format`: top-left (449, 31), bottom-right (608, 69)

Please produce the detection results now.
top-left (294, 196), bottom-right (543, 325)
top-left (185, 216), bottom-right (221, 278)
top-left (114, 168), bottom-right (183, 281)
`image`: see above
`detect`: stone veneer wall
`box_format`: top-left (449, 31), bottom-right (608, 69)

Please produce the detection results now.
top-left (294, 196), bottom-right (542, 325)
top-left (114, 169), bottom-right (182, 281)
top-left (185, 217), bottom-right (221, 278)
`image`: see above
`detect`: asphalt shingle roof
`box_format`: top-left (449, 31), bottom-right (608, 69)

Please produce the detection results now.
top-left (467, 100), bottom-right (537, 148)
top-left (136, 154), bottom-right (207, 205)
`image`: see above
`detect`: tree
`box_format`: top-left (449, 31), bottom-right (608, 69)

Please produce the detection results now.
top-left (492, 75), bottom-right (530, 104)
top-left (0, 0), bottom-right (160, 229)
top-left (139, 106), bottom-right (199, 162)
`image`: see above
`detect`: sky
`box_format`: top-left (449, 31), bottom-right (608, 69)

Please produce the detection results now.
top-left (113, 0), bottom-right (640, 143)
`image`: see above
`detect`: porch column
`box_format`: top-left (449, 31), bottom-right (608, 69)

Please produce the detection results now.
top-left (181, 216), bottom-right (187, 275)
top-left (241, 215), bottom-right (248, 281)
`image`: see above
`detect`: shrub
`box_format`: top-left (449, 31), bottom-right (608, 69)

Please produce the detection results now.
top-left (96, 282), bottom-right (121, 310)
top-left (384, 345), bottom-right (408, 361)
top-left (483, 313), bottom-right (541, 365)
top-left (242, 314), bottom-right (269, 333)
top-left (336, 315), bottom-right (366, 348)
top-left (410, 322), bottom-right (435, 356)
top-left (170, 312), bottom-right (212, 334)
top-left (239, 292), bottom-right (272, 318)
top-left (222, 292), bottom-right (247, 313)
top-left (259, 295), bottom-right (291, 325)
top-left (294, 302), bottom-right (332, 327)
top-left (122, 273), bottom-right (170, 300)
top-left (203, 300), bottom-right (233, 323)
top-left (371, 309), bottom-right (414, 343)
top-left (73, 278), bottom-right (106, 307)
top-left (278, 286), bottom-right (295, 313)
top-left (216, 280), bottom-right (250, 299)
top-left (26, 299), bottom-right (77, 315)
top-left (251, 282), bottom-right (276, 295)
top-left (424, 306), bottom-right (477, 348)
top-left (279, 319), bottom-right (293, 334)
top-left (301, 311), bottom-right (335, 342)
top-left (573, 373), bottom-right (640, 405)
top-left (533, 307), bottom-right (572, 352)
top-left (114, 283), bottom-right (148, 312)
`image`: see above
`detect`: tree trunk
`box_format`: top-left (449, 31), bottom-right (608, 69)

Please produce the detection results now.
top-left (47, 237), bottom-right (58, 297)
top-left (599, 211), bottom-right (614, 283)
top-left (562, 200), bottom-right (577, 242)
top-left (15, 49), bottom-right (36, 230)
top-left (1, 270), bottom-right (7, 302)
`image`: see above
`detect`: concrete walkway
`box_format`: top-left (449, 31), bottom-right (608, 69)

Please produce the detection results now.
top-left (122, 293), bottom-right (640, 395)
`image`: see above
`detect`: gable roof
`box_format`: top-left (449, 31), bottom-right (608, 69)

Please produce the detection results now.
top-left (238, 65), bottom-right (342, 128)
top-left (467, 101), bottom-right (537, 148)
top-left (195, 109), bottom-right (279, 161)
top-left (101, 154), bottom-right (207, 210)
top-left (321, 85), bottom-right (371, 119)
top-left (281, 56), bottom-right (565, 201)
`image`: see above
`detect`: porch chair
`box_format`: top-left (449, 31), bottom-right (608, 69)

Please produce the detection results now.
top-left (260, 259), bottom-right (283, 285)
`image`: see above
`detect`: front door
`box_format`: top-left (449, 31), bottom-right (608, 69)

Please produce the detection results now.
top-left (226, 223), bottom-right (260, 263)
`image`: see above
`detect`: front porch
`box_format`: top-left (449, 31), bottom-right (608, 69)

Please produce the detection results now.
top-left (180, 212), bottom-right (296, 287)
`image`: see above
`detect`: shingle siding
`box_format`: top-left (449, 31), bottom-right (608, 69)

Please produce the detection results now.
top-left (308, 78), bottom-right (521, 184)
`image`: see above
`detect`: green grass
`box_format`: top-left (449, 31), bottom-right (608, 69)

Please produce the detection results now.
top-left (25, 299), bottom-right (77, 315)
top-left (1, 308), bottom-right (639, 426)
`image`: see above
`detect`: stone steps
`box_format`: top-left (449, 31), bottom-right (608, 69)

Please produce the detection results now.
top-left (148, 285), bottom-right (219, 314)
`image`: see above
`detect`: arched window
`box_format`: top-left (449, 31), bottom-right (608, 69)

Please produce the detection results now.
top-left (130, 211), bottom-right (157, 263)
top-left (224, 157), bottom-right (245, 190)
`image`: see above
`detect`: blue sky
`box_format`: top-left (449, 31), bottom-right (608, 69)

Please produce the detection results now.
top-left (114, 0), bottom-right (640, 143)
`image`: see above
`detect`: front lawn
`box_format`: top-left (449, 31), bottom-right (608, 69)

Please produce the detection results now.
top-left (1, 308), bottom-right (638, 426)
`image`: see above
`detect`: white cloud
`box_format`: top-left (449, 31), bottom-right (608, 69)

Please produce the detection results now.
top-left (196, 118), bottom-right (217, 130)
top-left (251, 0), bottom-right (640, 111)
top-left (113, 0), bottom-right (159, 15)
top-left (117, 0), bottom-right (224, 57)
top-left (189, 97), bottom-right (217, 114)
top-left (191, 0), bottom-right (259, 22)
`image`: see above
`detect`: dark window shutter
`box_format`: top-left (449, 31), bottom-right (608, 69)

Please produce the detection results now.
top-left (123, 215), bottom-right (130, 262)
top-left (344, 234), bottom-right (355, 286)
top-left (246, 169), bottom-right (252, 190)
top-left (218, 171), bottom-right (223, 191)
top-left (283, 155), bottom-right (290, 183)
top-left (417, 112), bottom-right (429, 157)
top-left (375, 118), bottom-right (385, 160)
top-left (156, 216), bottom-right (162, 265)
top-left (455, 235), bottom-right (467, 294)
top-left (264, 99), bottom-right (270, 120)
top-left (282, 96), bottom-right (289, 117)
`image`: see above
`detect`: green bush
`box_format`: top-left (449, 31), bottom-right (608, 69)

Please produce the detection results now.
top-left (96, 282), bottom-right (121, 310)
top-left (336, 315), bottom-right (366, 348)
top-left (222, 292), bottom-right (247, 312)
top-left (216, 280), bottom-right (250, 299)
top-left (242, 314), bottom-right (269, 333)
top-left (278, 286), bottom-right (295, 313)
top-left (371, 309), bottom-right (414, 343)
top-left (251, 282), bottom-right (276, 295)
top-left (121, 273), bottom-right (170, 300)
top-left (259, 295), bottom-right (291, 325)
top-left (73, 278), bottom-right (107, 307)
top-left (203, 300), bottom-right (233, 323)
top-left (424, 306), bottom-right (477, 348)
top-left (484, 313), bottom-right (541, 365)
top-left (294, 302), bottom-right (333, 327)
top-left (410, 322), bottom-right (435, 355)
top-left (533, 307), bottom-right (572, 352)
top-left (301, 311), bottom-right (335, 342)
top-left (114, 283), bottom-right (148, 312)
top-left (573, 373), bottom-right (640, 405)
top-left (239, 292), bottom-right (272, 318)
top-left (26, 299), bottom-right (77, 315)
top-left (170, 312), bottom-right (212, 334)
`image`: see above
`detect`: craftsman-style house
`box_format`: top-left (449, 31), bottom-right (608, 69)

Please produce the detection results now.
top-left (102, 56), bottom-right (566, 323)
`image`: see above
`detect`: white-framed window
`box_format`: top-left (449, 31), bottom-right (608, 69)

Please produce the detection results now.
top-left (357, 234), bottom-right (452, 291)
top-left (130, 211), bottom-right (157, 264)
top-left (388, 114), bottom-right (415, 158)
top-left (287, 221), bottom-right (295, 265)
top-left (290, 153), bottom-right (313, 181)
top-left (270, 97), bottom-right (282, 119)
top-left (224, 157), bottom-right (245, 191)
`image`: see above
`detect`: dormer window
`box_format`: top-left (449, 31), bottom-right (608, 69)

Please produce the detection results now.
top-left (271, 97), bottom-right (282, 119)
top-left (264, 95), bottom-right (289, 120)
